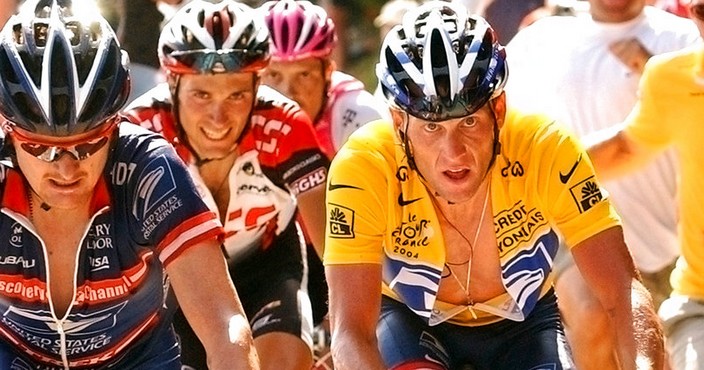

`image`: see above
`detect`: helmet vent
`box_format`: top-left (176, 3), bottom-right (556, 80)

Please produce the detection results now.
top-left (16, 92), bottom-right (44, 123)
top-left (429, 29), bottom-right (450, 99)
top-left (78, 41), bottom-right (121, 124)
top-left (0, 51), bottom-right (21, 85)
top-left (49, 38), bottom-right (74, 127)
top-left (12, 24), bottom-right (24, 45)
top-left (34, 23), bottom-right (49, 47)
top-left (65, 21), bottom-right (81, 45)
top-left (207, 10), bottom-right (231, 49)
top-left (76, 44), bottom-right (98, 85)
top-left (88, 21), bottom-right (101, 42)
top-left (181, 26), bottom-right (195, 44)
top-left (197, 10), bottom-right (205, 27)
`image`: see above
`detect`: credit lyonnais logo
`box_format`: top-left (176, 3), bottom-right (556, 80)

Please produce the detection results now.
top-left (329, 203), bottom-right (355, 238)
top-left (569, 176), bottom-right (603, 213)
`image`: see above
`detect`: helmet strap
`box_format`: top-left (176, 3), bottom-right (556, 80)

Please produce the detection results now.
top-left (400, 111), bottom-right (421, 175)
top-left (168, 73), bottom-right (202, 163)
top-left (312, 58), bottom-right (334, 125)
top-left (487, 99), bottom-right (502, 173)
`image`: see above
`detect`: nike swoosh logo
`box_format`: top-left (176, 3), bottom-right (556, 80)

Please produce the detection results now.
top-left (559, 155), bottom-right (582, 184)
top-left (398, 194), bottom-right (421, 206)
top-left (328, 182), bottom-right (362, 191)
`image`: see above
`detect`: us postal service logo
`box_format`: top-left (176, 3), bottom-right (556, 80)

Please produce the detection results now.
top-left (132, 154), bottom-right (177, 219)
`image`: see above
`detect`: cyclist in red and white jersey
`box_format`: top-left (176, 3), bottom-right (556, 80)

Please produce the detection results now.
top-left (124, 1), bottom-right (328, 369)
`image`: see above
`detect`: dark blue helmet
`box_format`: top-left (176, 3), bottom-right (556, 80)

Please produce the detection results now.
top-left (0, 0), bottom-right (131, 137)
top-left (376, 1), bottom-right (508, 121)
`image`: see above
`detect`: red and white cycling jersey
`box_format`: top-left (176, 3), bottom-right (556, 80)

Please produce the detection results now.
top-left (124, 84), bottom-right (329, 262)
top-left (314, 71), bottom-right (390, 159)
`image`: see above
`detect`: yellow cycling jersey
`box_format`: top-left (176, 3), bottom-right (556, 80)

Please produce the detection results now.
top-left (324, 109), bottom-right (621, 326)
top-left (623, 45), bottom-right (704, 299)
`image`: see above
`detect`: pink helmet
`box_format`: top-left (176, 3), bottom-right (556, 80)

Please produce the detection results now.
top-left (261, 0), bottom-right (337, 62)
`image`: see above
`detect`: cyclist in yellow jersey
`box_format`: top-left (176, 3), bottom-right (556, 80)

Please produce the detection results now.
top-left (323, 2), bottom-right (664, 369)
top-left (588, 1), bottom-right (704, 368)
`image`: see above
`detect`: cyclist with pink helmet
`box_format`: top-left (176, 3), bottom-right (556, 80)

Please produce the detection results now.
top-left (259, 6), bottom-right (390, 358)
top-left (124, 1), bottom-right (328, 369)
top-left (259, 0), bottom-right (390, 160)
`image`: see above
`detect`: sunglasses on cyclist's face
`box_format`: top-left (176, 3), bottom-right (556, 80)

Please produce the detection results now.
top-left (7, 122), bottom-right (117, 163)
top-left (690, 3), bottom-right (704, 21)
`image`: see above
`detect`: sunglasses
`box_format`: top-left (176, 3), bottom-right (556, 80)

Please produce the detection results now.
top-left (7, 122), bottom-right (117, 163)
top-left (691, 4), bottom-right (704, 20)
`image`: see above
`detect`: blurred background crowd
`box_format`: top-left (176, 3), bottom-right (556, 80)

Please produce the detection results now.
top-left (0, 0), bottom-right (691, 99)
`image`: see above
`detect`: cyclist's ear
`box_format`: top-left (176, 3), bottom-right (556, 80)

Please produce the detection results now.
top-left (390, 107), bottom-right (405, 136)
top-left (323, 59), bottom-right (335, 82)
top-left (490, 91), bottom-right (507, 129)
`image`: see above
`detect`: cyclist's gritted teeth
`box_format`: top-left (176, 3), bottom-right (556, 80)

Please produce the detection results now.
top-left (201, 127), bottom-right (232, 141)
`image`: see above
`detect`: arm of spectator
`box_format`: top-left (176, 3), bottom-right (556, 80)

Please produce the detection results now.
top-left (585, 125), bottom-right (660, 181)
top-left (326, 263), bottom-right (386, 370)
top-left (571, 226), bottom-right (664, 370)
top-left (296, 183), bottom-right (327, 257)
top-left (167, 238), bottom-right (260, 370)
top-left (609, 38), bottom-right (653, 75)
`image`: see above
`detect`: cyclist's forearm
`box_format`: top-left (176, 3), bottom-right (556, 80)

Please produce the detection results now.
top-left (612, 281), bottom-right (665, 370)
top-left (330, 334), bottom-right (385, 370)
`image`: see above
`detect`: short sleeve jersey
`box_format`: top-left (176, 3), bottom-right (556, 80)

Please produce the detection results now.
top-left (324, 110), bottom-right (621, 326)
top-left (623, 45), bottom-right (704, 298)
top-left (0, 123), bottom-right (222, 368)
top-left (125, 84), bottom-right (329, 262)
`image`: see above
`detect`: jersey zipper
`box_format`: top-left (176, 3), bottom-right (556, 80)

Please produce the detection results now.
top-left (5, 207), bottom-right (109, 369)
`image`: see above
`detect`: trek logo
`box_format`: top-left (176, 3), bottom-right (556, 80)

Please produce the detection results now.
top-left (569, 176), bottom-right (603, 213)
top-left (398, 193), bottom-right (421, 207)
top-left (132, 154), bottom-right (178, 219)
top-left (328, 204), bottom-right (355, 238)
top-left (559, 155), bottom-right (582, 184)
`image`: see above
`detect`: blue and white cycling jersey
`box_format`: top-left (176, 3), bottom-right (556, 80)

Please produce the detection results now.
top-left (0, 122), bottom-right (222, 369)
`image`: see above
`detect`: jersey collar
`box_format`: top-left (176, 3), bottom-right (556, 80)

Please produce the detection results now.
top-left (2, 169), bottom-right (112, 216)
